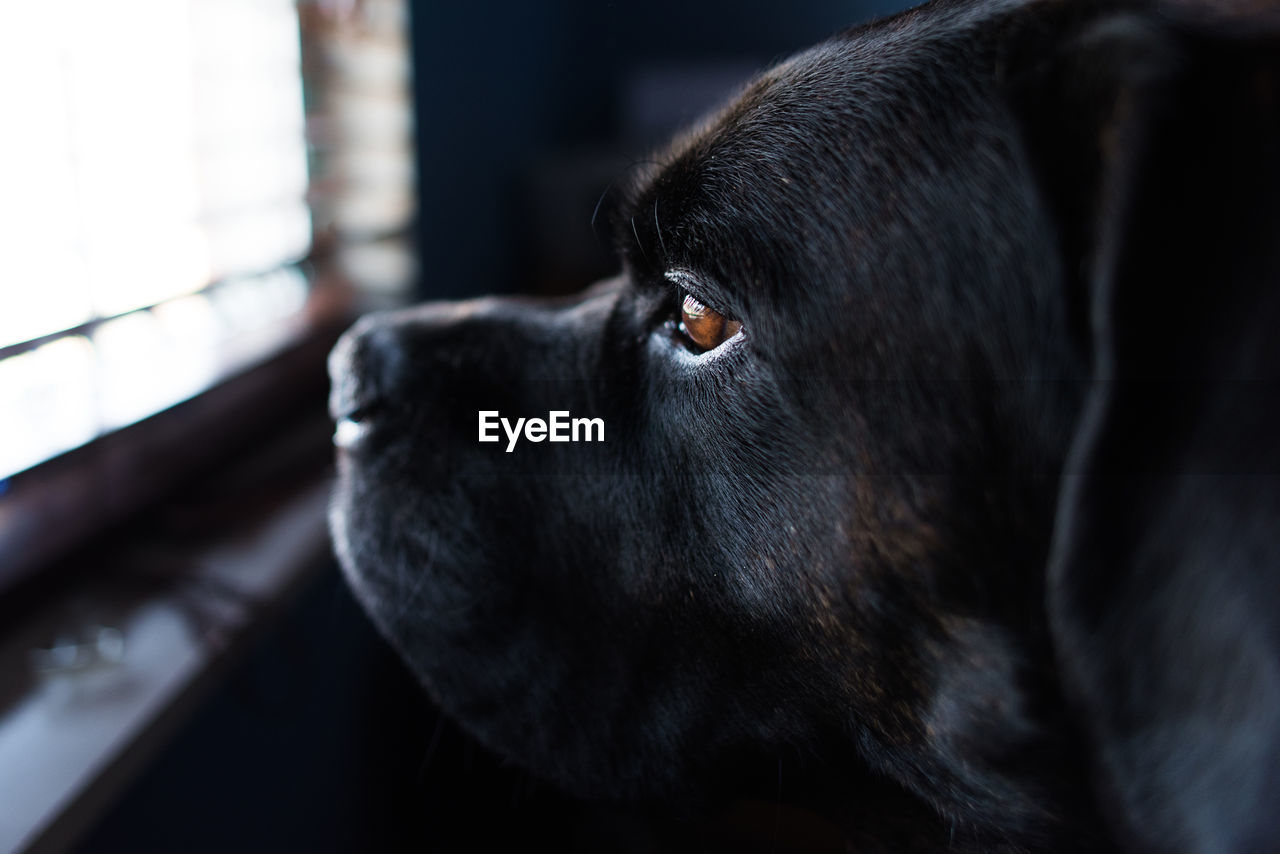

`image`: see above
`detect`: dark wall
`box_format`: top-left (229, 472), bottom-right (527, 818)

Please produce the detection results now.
top-left (410, 0), bottom-right (917, 300)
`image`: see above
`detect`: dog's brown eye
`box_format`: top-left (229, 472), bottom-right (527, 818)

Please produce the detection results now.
top-left (680, 293), bottom-right (742, 351)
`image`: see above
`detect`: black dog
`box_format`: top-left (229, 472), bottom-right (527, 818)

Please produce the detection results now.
top-left (328, 1), bottom-right (1280, 850)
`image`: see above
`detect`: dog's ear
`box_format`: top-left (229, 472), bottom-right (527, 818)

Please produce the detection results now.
top-left (1006, 5), bottom-right (1280, 851)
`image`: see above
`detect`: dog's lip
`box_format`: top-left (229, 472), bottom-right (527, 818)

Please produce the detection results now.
top-left (331, 403), bottom-right (382, 450)
top-left (333, 415), bottom-right (374, 450)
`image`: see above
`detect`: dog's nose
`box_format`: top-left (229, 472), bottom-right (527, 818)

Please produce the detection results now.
top-left (327, 313), bottom-right (405, 424)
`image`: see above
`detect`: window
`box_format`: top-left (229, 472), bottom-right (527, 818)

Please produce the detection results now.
top-left (0, 0), bottom-right (313, 480)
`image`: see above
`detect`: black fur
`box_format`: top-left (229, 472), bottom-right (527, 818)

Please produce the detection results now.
top-left (328, 1), bottom-right (1280, 850)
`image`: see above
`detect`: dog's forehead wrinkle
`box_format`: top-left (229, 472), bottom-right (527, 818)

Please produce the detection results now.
top-left (641, 61), bottom-right (1004, 276)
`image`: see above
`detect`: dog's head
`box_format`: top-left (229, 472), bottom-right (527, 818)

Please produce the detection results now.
top-left (329, 1), bottom-right (1280, 849)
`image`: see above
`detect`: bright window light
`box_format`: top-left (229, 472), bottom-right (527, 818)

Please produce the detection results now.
top-left (0, 0), bottom-right (312, 478)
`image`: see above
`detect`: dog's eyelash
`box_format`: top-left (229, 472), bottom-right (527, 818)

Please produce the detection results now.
top-left (659, 271), bottom-right (742, 354)
top-left (662, 270), bottom-right (733, 318)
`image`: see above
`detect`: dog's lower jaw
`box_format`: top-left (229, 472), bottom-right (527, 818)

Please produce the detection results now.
top-left (332, 440), bottom-right (1098, 849)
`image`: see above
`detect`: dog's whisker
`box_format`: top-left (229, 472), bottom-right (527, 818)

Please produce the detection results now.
top-left (653, 196), bottom-right (667, 259)
top-left (590, 158), bottom-right (662, 247)
top-left (630, 214), bottom-right (647, 259)
top-left (590, 183), bottom-right (614, 244)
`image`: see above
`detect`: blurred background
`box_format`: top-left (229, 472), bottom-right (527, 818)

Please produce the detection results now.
top-left (0, 1), bottom-right (912, 852)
